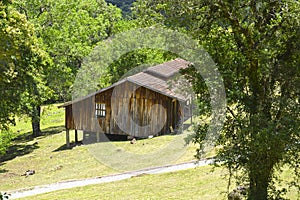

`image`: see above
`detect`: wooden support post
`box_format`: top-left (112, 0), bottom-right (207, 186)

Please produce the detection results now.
top-left (66, 129), bottom-right (70, 148)
top-left (75, 129), bottom-right (78, 143)
top-left (179, 101), bottom-right (184, 133)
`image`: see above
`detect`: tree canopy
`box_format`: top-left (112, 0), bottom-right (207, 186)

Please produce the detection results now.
top-left (0, 1), bottom-right (50, 128)
top-left (15, 0), bottom-right (122, 101)
top-left (134, 0), bottom-right (300, 199)
top-left (5, 0), bottom-right (122, 136)
top-left (0, 0), bottom-right (51, 151)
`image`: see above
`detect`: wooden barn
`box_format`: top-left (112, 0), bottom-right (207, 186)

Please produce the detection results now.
top-left (59, 58), bottom-right (193, 146)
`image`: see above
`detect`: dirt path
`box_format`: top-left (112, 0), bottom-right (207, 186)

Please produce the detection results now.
top-left (8, 159), bottom-right (214, 199)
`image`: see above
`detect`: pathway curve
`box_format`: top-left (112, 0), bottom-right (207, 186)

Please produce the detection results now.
top-left (9, 159), bottom-right (214, 199)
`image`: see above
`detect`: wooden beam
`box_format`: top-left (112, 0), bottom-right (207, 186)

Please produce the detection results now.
top-left (75, 129), bottom-right (78, 143)
top-left (66, 129), bottom-right (70, 148)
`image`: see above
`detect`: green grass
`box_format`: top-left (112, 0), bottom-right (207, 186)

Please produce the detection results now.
top-left (0, 104), bottom-right (114, 191)
top-left (0, 104), bottom-right (199, 191)
top-left (10, 104), bottom-right (65, 137)
top-left (20, 165), bottom-right (229, 200)
top-left (88, 131), bottom-right (200, 171)
top-left (0, 131), bottom-right (116, 191)
top-left (0, 132), bottom-right (198, 191)
top-left (19, 165), bottom-right (299, 200)
top-left (1, 104), bottom-right (297, 199)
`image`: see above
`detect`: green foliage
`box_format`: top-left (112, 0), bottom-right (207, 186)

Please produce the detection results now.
top-left (106, 48), bottom-right (177, 84)
top-left (14, 0), bottom-right (122, 101)
top-left (79, 18), bottom-right (179, 91)
top-left (0, 1), bottom-right (50, 132)
top-left (134, 0), bottom-right (300, 199)
top-left (103, 18), bottom-right (179, 85)
top-left (2, 0), bottom-right (122, 136)
top-left (111, 18), bottom-right (140, 34)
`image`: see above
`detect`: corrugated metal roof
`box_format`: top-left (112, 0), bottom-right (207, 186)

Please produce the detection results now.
top-left (59, 58), bottom-right (190, 107)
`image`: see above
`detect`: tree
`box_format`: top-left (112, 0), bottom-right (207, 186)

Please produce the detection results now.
top-left (106, 48), bottom-right (177, 85)
top-left (0, 0), bottom-right (50, 141)
top-left (10, 0), bottom-right (121, 136)
top-left (14, 0), bottom-right (122, 101)
top-left (92, 18), bottom-right (178, 88)
top-left (134, 0), bottom-right (300, 199)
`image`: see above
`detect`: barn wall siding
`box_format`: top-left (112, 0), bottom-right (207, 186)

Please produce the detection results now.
top-left (64, 81), bottom-right (183, 138)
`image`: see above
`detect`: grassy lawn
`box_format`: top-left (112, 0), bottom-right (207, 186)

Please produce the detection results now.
top-left (0, 104), bottom-right (115, 191)
top-left (20, 165), bottom-right (229, 200)
top-left (18, 165), bottom-right (299, 200)
top-left (10, 104), bottom-right (65, 137)
top-left (0, 104), bottom-right (199, 191)
top-left (87, 131), bottom-right (201, 171)
top-left (1, 104), bottom-right (297, 199)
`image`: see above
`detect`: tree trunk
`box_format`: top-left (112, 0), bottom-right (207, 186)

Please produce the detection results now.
top-left (31, 105), bottom-right (41, 137)
top-left (248, 167), bottom-right (271, 200)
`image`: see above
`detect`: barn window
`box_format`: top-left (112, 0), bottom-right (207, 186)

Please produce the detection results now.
top-left (95, 103), bottom-right (106, 118)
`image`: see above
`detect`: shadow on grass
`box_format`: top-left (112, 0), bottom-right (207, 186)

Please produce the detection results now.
top-left (0, 125), bottom-right (65, 163)
top-left (39, 125), bottom-right (65, 138)
top-left (0, 168), bottom-right (9, 173)
top-left (53, 141), bottom-right (83, 152)
top-left (13, 125), bottom-right (65, 143)
top-left (0, 143), bottom-right (39, 163)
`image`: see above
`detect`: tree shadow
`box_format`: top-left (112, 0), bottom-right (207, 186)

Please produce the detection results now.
top-left (0, 125), bottom-right (65, 163)
top-left (0, 142), bottom-right (39, 163)
top-left (0, 169), bottom-right (9, 173)
top-left (13, 125), bottom-right (65, 143)
top-left (38, 125), bottom-right (65, 138)
top-left (53, 141), bottom-right (82, 152)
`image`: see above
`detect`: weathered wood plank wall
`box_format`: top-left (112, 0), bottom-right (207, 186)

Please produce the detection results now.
top-left (64, 81), bottom-right (182, 137)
